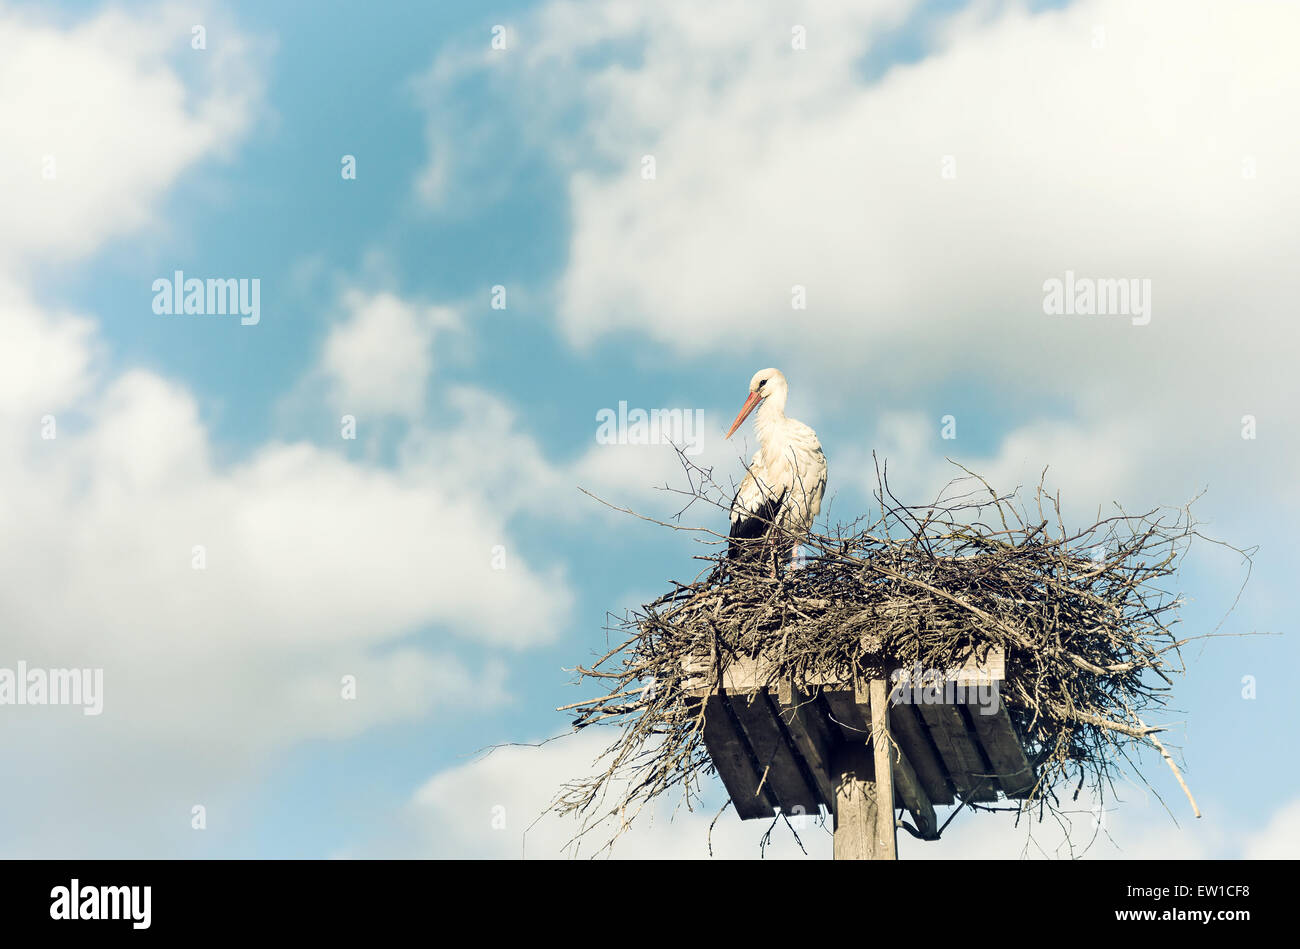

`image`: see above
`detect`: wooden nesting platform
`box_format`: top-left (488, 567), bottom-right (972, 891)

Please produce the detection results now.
top-left (685, 647), bottom-right (1036, 857)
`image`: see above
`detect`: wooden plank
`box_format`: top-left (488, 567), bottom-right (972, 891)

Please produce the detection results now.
top-left (702, 694), bottom-right (773, 819)
top-left (823, 689), bottom-right (871, 741)
top-left (687, 647), bottom-right (1005, 696)
top-left (868, 680), bottom-right (898, 859)
top-left (854, 674), bottom-right (872, 707)
top-left (958, 647), bottom-right (1005, 683)
top-left (690, 645), bottom-right (1028, 827)
top-left (967, 701), bottom-right (1037, 798)
top-left (775, 679), bottom-right (836, 808)
top-left (831, 741), bottom-right (882, 859)
top-left (889, 739), bottom-right (938, 839)
top-left (888, 650), bottom-right (1005, 703)
top-left (729, 688), bottom-right (820, 815)
top-left (887, 702), bottom-right (955, 806)
top-left (684, 655), bottom-right (855, 696)
top-left (682, 655), bottom-right (773, 696)
top-left (917, 702), bottom-right (999, 803)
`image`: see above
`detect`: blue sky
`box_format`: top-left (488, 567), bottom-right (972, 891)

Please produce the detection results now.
top-left (2, 0), bottom-right (1297, 859)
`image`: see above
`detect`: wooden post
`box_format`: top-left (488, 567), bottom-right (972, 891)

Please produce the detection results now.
top-left (869, 679), bottom-right (898, 858)
top-left (831, 679), bottom-right (898, 860)
top-left (831, 741), bottom-right (878, 859)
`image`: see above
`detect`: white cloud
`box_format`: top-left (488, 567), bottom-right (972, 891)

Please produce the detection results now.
top-left (396, 729), bottom-right (829, 859)
top-left (0, 275), bottom-right (99, 420)
top-left (0, 288), bottom-right (578, 858)
top-left (841, 409), bottom-right (1177, 525)
top-left (1241, 797), bottom-right (1300, 859)
top-left (512, 0), bottom-right (1300, 374)
top-left (902, 783), bottom-right (1228, 860)
top-left (380, 726), bottom-right (1290, 860)
top-left (570, 410), bottom-right (737, 514)
top-left (422, 0), bottom-right (1300, 513)
top-left (320, 290), bottom-right (459, 418)
top-left (0, 293), bottom-right (572, 855)
top-left (399, 385), bottom-right (573, 516)
top-left (0, 4), bottom-right (265, 269)
top-left (0, 271), bottom-right (571, 750)
top-left (399, 389), bottom-right (748, 531)
top-left (0, 3), bottom-right (578, 857)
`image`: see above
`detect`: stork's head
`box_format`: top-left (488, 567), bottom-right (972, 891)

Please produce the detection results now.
top-left (725, 368), bottom-right (787, 438)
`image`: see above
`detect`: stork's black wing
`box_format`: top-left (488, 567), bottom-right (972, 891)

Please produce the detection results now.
top-left (727, 487), bottom-right (786, 560)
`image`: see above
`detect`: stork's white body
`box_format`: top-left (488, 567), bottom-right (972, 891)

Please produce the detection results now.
top-left (725, 369), bottom-right (827, 562)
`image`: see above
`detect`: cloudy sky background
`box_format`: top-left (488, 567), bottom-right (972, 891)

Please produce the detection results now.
top-left (1, 0), bottom-right (1296, 858)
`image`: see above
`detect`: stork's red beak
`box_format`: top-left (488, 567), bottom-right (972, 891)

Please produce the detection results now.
top-left (725, 391), bottom-right (762, 439)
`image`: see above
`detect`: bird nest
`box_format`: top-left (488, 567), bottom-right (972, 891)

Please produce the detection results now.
top-left (553, 458), bottom-right (1248, 856)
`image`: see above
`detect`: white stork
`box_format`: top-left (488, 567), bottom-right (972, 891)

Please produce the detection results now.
top-left (724, 368), bottom-right (827, 570)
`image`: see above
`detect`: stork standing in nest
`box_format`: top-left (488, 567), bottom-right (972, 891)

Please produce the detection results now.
top-left (724, 368), bottom-right (827, 575)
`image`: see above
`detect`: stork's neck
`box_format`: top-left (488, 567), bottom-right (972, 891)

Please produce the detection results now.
top-left (753, 389), bottom-right (788, 448)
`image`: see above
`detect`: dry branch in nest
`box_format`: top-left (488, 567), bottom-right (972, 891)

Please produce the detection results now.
top-left (553, 453), bottom-right (1250, 856)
